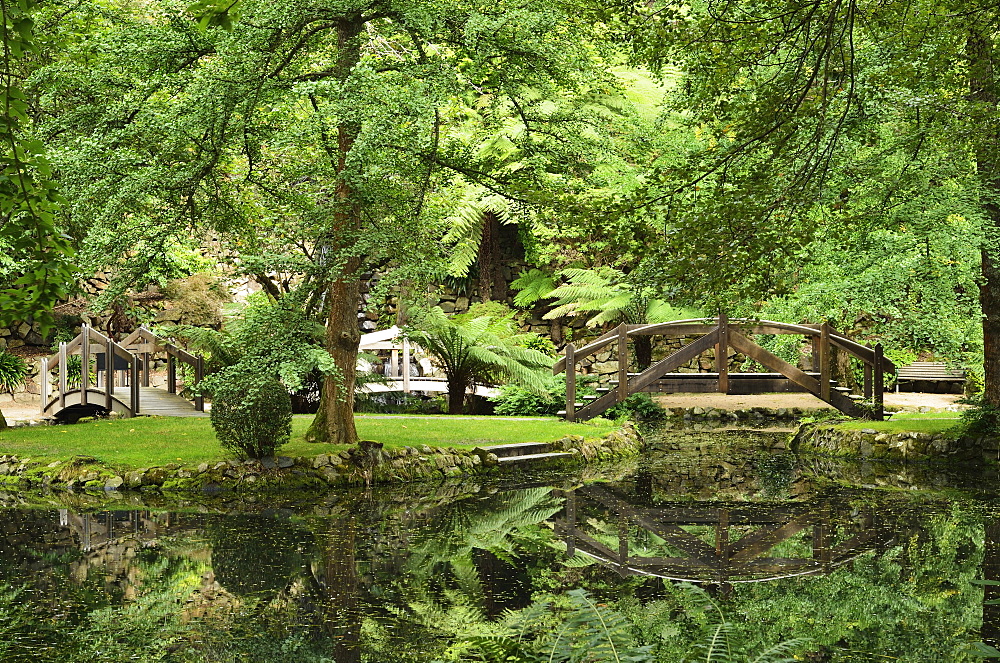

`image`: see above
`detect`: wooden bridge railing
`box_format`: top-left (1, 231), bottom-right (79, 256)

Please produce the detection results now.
top-left (554, 317), bottom-right (895, 421)
top-left (120, 326), bottom-right (204, 411)
top-left (40, 325), bottom-right (204, 417)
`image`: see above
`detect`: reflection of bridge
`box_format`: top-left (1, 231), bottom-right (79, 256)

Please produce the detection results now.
top-left (554, 484), bottom-right (898, 584)
top-left (554, 317), bottom-right (894, 421)
top-left (40, 325), bottom-right (205, 419)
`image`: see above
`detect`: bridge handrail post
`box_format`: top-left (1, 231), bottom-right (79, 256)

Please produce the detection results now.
top-left (716, 313), bottom-right (729, 394)
top-left (167, 351), bottom-right (176, 394)
top-left (81, 325), bottom-right (90, 405)
top-left (617, 323), bottom-right (628, 403)
top-left (565, 343), bottom-right (576, 421)
top-left (873, 343), bottom-right (884, 421)
top-left (105, 338), bottom-right (116, 412)
top-left (863, 343), bottom-right (873, 400)
top-left (402, 336), bottom-right (411, 394)
top-left (820, 323), bottom-right (831, 401)
top-left (130, 358), bottom-right (140, 417)
top-left (58, 342), bottom-right (67, 409)
top-left (194, 356), bottom-right (204, 412)
top-left (40, 357), bottom-right (48, 414)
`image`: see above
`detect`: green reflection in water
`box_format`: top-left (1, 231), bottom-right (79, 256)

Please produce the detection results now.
top-left (0, 452), bottom-right (994, 662)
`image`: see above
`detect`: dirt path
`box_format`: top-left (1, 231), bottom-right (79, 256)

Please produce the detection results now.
top-left (652, 391), bottom-right (966, 412)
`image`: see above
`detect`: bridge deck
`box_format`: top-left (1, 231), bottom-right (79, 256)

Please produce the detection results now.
top-left (135, 388), bottom-right (208, 417)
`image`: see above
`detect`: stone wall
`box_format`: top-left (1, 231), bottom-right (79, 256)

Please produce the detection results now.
top-left (791, 422), bottom-right (982, 462)
top-left (0, 424), bottom-right (641, 493)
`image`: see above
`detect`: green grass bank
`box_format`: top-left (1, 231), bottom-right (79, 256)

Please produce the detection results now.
top-left (0, 415), bottom-right (620, 471)
top-left (0, 415), bottom-right (640, 494)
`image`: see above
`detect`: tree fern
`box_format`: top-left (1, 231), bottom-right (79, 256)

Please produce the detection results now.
top-left (406, 306), bottom-right (552, 413)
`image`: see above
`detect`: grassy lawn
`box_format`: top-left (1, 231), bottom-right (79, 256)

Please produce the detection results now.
top-left (836, 412), bottom-right (963, 436)
top-left (0, 415), bottom-right (620, 471)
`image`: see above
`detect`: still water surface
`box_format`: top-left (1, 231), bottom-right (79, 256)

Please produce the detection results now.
top-left (1, 428), bottom-right (999, 662)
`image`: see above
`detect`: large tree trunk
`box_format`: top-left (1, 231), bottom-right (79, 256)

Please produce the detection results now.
top-left (0, 409), bottom-right (6, 430)
top-left (447, 374), bottom-right (467, 414)
top-left (969, 31), bottom-right (1000, 414)
top-left (306, 16), bottom-right (365, 445)
top-left (308, 260), bottom-right (362, 445)
top-left (634, 335), bottom-right (652, 371)
top-left (477, 211), bottom-right (507, 302)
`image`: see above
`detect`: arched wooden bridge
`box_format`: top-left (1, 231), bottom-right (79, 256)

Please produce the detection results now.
top-left (555, 316), bottom-right (894, 421)
top-left (40, 325), bottom-right (205, 420)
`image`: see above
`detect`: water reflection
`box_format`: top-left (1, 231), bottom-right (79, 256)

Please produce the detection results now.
top-left (556, 484), bottom-right (900, 585)
top-left (0, 450), bottom-right (995, 661)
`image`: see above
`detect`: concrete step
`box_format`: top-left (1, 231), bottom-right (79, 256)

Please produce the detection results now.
top-left (496, 451), bottom-right (575, 464)
top-left (478, 442), bottom-right (551, 458)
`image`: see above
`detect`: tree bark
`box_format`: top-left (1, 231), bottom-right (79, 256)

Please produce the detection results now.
top-left (634, 335), bottom-right (652, 371)
top-left (306, 16), bottom-right (365, 445)
top-left (0, 408), bottom-right (6, 430)
top-left (447, 374), bottom-right (467, 414)
top-left (969, 30), bottom-right (1000, 413)
top-left (308, 259), bottom-right (362, 444)
top-left (477, 211), bottom-right (506, 302)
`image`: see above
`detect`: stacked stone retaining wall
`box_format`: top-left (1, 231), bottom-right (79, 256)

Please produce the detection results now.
top-left (0, 424), bottom-right (641, 493)
top-left (791, 422), bottom-right (981, 462)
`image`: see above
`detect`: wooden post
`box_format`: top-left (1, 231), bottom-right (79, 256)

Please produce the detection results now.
top-left (390, 349), bottom-right (398, 378)
top-left (142, 352), bottom-right (150, 387)
top-left (40, 357), bottom-right (48, 414)
top-left (565, 343), bottom-right (576, 421)
top-left (716, 508), bottom-right (730, 556)
top-left (130, 359), bottom-right (140, 417)
top-left (873, 343), bottom-right (885, 421)
top-left (617, 323), bottom-right (628, 403)
top-left (402, 337), bottom-right (411, 394)
top-left (194, 356), bottom-right (205, 412)
top-left (716, 313), bottom-right (729, 394)
top-left (819, 323), bottom-right (831, 402)
top-left (863, 344), bottom-right (873, 400)
top-left (58, 342), bottom-right (67, 409)
top-left (565, 488), bottom-right (577, 558)
top-left (618, 515), bottom-right (629, 570)
top-left (80, 325), bottom-right (90, 405)
top-left (167, 354), bottom-right (176, 394)
top-left (105, 337), bottom-right (114, 413)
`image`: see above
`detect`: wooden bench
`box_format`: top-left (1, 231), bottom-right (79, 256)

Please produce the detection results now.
top-left (895, 362), bottom-right (965, 393)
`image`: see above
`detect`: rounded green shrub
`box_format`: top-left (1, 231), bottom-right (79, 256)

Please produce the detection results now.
top-left (209, 370), bottom-right (292, 459)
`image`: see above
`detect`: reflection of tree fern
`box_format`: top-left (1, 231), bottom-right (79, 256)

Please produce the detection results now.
top-left (685, 585), bottom-right (805, 663)
top-left (541, 589), bottom-right (653, 663)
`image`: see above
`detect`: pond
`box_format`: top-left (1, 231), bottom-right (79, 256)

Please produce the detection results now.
top-left (1, 426), bottom-right (999, 662)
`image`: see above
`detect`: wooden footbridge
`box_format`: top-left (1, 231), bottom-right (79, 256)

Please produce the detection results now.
top-left (40, 325), bottom-right (206, 420)
top-left (556, 316), bottom-right (893, 421)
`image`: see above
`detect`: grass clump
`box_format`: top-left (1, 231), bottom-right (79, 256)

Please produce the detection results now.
top-left (836, 413), bottom-right (960, 436)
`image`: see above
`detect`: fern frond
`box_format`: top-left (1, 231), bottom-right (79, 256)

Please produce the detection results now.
top-left (746, 637), bottom-right (810, 663)
top-left (512, 269), bottom-right (558, 307)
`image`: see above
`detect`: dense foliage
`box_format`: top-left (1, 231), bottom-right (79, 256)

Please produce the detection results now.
top-left (209, 369), bottom-right (292, 458)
